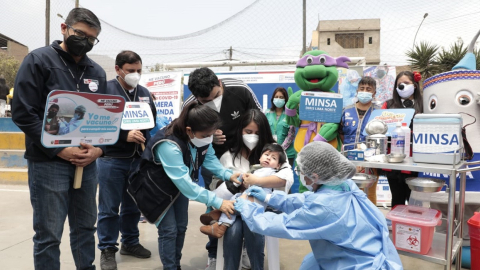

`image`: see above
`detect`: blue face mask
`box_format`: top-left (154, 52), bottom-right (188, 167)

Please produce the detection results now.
top-left (73, 113), bottom-right (81, 120)
top-left (273, 98), bottom-right (285, 108)
top-left (357, 92), bottom-right (373, 104)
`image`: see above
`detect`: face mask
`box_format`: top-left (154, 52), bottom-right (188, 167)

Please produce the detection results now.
top-left (204, 95), bottom-right (223, 113)
top-left (73, 113), bottom-right (81, 120)
top-left (243, 134), bottom-right (259, 150)
top-left (47, 111), bottom-right (57, 118)
top-left (299, 173), bottom-right (314, 192)
top-left (65, 35), bottom-right (93, 57)
top-left (121, 70), bottom-right (141, 88)
top-left (190, 134), bottom-right (213, 148)
top-left (376, 70), bottom-right (386, 79)
top-left (396, 83), bottom-right (415, 98)
top-left (357, 92), bottom-right (373, 104)
top-left (273, 98), bottom-right (285, 108)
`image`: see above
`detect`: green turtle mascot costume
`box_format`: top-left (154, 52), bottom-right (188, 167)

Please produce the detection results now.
top-left (285, 50), bottom-right (350, 192)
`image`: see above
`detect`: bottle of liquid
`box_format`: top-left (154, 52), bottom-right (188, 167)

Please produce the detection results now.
top-left (401, 122), bottom-right (411, 157)
top-left (391, 122), bottom-right (405, 155)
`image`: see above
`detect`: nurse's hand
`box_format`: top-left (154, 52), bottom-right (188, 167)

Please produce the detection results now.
top-left (219, 200), bottom-right (235, 219)
top-left (246, 185), bottom-right (267, 202)
top-left (234, 198), bottom-right (247, 212)
top-left (229, 172), bottom-right (241, 185)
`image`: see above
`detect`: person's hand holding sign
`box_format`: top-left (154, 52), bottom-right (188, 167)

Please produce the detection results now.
top-left (70, 143), bottom-right (103, 167)
top-left (127, 130), bottom-right (146, 144)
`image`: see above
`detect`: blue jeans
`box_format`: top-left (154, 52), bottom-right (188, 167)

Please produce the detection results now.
top-left (97, 157), bottom-right (141, 251)
top-left (157, 193), bottom-right (189, 270)
top-left (28, 160), bottom-right (97, 270)
top-left (201, 166), bottom-right (218, 258)
top-left (224, 216), bottom-right (265, 270)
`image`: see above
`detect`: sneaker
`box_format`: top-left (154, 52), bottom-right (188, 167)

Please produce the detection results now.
top-left (120, 243), bottom-right (151, 258)
top-left (205, 257), bottom-right (216, 270)
top-left (200, 209), bottom-right (222, 225)
top-left (200, 222), bottom-right (228, 238)
top-left (100, 248), bottom-right (117, 270)
top-left (241, 247), bottom-right (251, 269)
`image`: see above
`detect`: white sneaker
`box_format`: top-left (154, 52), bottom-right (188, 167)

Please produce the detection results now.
top-left (205, 257), bottom-right (216, 270)
top-left (241, 248), bottom-right (251, 269)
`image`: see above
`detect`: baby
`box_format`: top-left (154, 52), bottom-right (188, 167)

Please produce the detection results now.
top-left (199, 143), bottom-right (292, 238)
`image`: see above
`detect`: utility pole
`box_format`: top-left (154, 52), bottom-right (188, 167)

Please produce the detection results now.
top-left (229, 46), bottom-right (233, 71)
top-left (45, 0), bottom-right (50, 46)
top-left (75, 0), bottom-right (79, 8)
top-left (302, 0), bottom-right (306, 55)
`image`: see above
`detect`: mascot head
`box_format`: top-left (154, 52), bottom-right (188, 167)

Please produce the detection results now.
top-left (294, 50), bottom-right (350, 92)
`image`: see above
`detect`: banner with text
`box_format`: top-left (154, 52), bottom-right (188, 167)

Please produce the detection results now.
top-left (139, 72), bottom-right (182, 124)
top-left (299, 91), bottom-right (343, 123)
top-left (121, 102), bottom-right (155, 130)
top-left (41, 90), bottom-right (125, 148)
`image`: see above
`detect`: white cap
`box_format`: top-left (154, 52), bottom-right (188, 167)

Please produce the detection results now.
top-left (396, 122), bottom-right (402, 127)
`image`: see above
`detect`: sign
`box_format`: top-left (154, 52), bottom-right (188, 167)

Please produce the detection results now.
top-left (121, 102), bottom-right (155, 130)
top-left (363, 109), bottom-right (415, 136)
top-left (298, 91), bottom-right (343, 123)
top-left (41, 90), bottom-right (125, 148)
top-left (140, 72), bottom-right (182, 124)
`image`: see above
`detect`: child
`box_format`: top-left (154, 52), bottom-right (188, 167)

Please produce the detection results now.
top-left (199, 143), bottom-right (292, 238)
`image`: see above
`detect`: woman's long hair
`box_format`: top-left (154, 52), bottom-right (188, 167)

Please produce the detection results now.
top-left (230, 109), bottom-right (275, 165)
top-left (386, 71), bottom-right (423, 113)
top-left (165, 101), bottom-right (221, 141)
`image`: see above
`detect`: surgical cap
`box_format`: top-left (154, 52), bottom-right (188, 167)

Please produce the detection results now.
top-left (296, 142), bottom-right (356, 185)
top-left (75, 105), bottom-right (86, 114)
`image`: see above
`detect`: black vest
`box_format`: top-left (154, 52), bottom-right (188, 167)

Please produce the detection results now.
top-left (127, 127), bottom-right (209, 224)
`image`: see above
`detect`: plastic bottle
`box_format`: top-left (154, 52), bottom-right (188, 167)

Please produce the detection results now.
top-left (391, 122), bottom-right (405, 155)
top-left (401, 122), bottom-right (411, 157)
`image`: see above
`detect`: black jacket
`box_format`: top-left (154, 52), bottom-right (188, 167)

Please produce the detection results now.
top-left (102, 79), bottom-right (157, 158)
top-left (12, 41), bottom-right (107, 162)
top-left (127, 127), bottom-right (209, 224)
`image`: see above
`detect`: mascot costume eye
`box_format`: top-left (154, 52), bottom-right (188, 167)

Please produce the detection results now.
top-left (285, 50), bottom-right (350, 192)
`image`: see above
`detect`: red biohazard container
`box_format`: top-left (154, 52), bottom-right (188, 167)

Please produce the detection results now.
top-left (386, 205), bottom-right (442, 255)
top-left (467, 212), bottom-right (480, 270)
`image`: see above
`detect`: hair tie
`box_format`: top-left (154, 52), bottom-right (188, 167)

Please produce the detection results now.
top-left (413, 71), bottom-right (422, 82)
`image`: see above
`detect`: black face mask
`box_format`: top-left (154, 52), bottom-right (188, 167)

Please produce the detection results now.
top-left (47, 111), bottom-right (57, 118)
top-left (65, 35), bottom-right (93, 57)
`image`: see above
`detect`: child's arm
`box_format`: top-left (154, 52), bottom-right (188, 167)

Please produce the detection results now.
top-left (242, 173), bottom-right (285, 188)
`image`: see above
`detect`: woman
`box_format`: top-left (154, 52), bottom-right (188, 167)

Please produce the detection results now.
top-left (222, 109), bottom-right (293, 270)
top-left (127, 102), bottom-right (240, 270)
top-left (265, 87), bottom-right (297, 166)
top-left (236, 142), bottom-right (403, 270)
top-left (382, 71), bottom-right (423, 208)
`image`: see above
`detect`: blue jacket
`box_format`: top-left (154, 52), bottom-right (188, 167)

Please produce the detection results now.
top-left (12, 41), bottom-right (107, 161)
top-left (341, 103), bottom-right (380, 150)
top-left (103, 79), bottom-right (156, 158)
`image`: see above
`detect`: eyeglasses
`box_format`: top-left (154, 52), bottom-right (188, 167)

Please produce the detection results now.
top-left (67, 25), bottom-right (100, 45)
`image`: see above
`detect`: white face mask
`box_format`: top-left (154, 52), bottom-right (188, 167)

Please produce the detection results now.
top-left (190, 134), bottom-right (213, 148)
top-left (121, 70), bottom-right (141, 88)
top-left (299, 173), bottom-right (314, 192)
top-left (396, 83), bottom-right (415, 99)
top-left (204, 95), bottom-right (223, 113)
top-left (243, 134), bottom-right (259, 150)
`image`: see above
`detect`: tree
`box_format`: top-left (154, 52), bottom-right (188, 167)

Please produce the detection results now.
top-left (405, 41), bottom-right (440, 80)
top-left (0, 51), bottom-right (20, 88)
top-left (436, 41), bottom-right (468, 72)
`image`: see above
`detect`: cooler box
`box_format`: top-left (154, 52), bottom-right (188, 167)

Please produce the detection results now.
top-left (467, 212), bottom-right (480, 270)
top-left (412, 114), bottom-right (463, 165)
top-left (386, 205), bottom-right (442, 255)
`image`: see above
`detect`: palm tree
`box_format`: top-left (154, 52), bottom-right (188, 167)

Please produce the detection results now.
top-left (436, 41), bottom-right (468, 72)
top-left (405, 41), bottom-right (440, 79)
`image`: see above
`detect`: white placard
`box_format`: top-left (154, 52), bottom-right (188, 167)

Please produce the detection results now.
top-left (395, 223), bottom-right (421, 252)
top-left (121, 102), bottom-right (155, 130)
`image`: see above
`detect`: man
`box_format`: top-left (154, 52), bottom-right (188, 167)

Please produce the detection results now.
top-left (183, 67), bottom-right (261, 270)
top-left (44, 104), bottom-right (60, 135)
top-left (12, 8), bottom-right (106, 270)
top-left (97, 50), bottom-right (155, 270)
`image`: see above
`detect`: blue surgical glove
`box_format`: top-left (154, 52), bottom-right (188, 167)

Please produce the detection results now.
top-left (234, 198), bottom-right (247, 212)
top-left (246, 185), bottom-right (267, 202)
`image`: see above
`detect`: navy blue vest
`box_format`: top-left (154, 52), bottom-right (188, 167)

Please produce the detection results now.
top-left (127, 127), bottom-right (209, 224)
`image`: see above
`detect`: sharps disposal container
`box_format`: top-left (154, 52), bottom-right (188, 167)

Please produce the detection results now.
top-left (467, 212), bottom-right (480, 270)
top-left (412, 114), bottom-right (463, 164)
top-left (386, 205), bottom-right (442, 255)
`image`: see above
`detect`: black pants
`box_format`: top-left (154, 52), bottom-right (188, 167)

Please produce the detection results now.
top-left (386, 170), bottom-right (418, 208)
